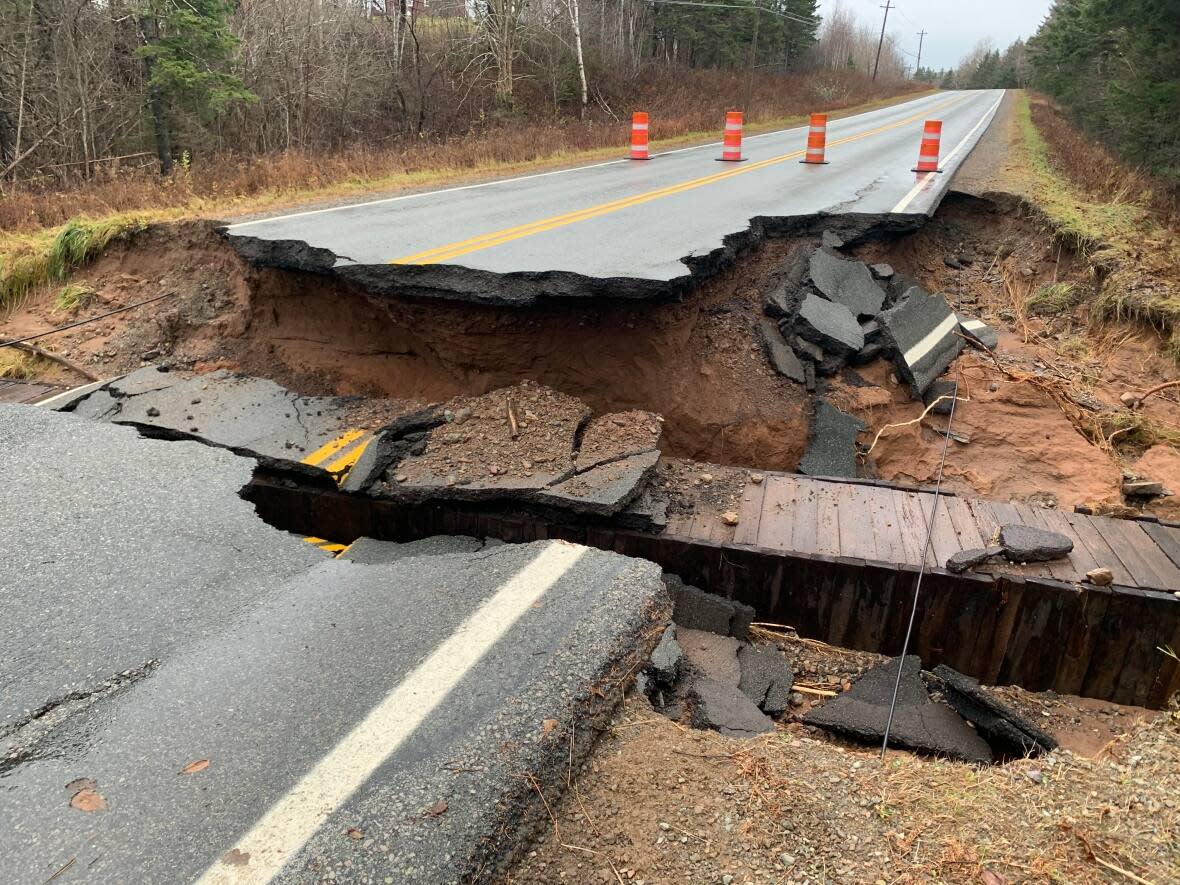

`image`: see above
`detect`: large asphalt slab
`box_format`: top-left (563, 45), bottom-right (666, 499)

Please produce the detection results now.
top-left (226, 90), bottom-right (1004, 282)
top-left (1, 405), bottom-right (665, 884)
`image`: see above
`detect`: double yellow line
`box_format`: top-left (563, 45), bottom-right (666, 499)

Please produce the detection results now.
top-left (391, 94), bottom-right (966, 267)
top-left (301, 428), bottom-right (372, 477)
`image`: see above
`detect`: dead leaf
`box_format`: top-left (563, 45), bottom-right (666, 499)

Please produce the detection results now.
top-left (345, 827), bottom-right (364, 840)
top-left (222, 848), bottom-right (251, 867)
top-left (424, 799), bottom-right (448, 817)
top-left (180, 758), bottom-right (210, 775)
top-left (69, 789), bottom-right (107, 812)
top-left (541, 718), bottom-right (558, 734)
top-left (981, 871), bottom-right (1009, 885)
top-left (65, 777), bottom-right (97, 794)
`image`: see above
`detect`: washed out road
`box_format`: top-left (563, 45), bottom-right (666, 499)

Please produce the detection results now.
top-left (227, 89), bottom-right (1004, 282)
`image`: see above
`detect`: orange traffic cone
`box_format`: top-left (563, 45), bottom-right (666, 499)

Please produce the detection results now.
top-left (629, 112), bottom-right (650, 160)
top-left (800, 113), bottom-right (829, 165)
top-left (717, 111), bottom-right (745, 162)
top-left (913, 120), bottom-right (943, 172)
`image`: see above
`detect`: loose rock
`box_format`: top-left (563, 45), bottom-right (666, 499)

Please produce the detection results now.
top-left (998, 524), bottom-right (1074, 562)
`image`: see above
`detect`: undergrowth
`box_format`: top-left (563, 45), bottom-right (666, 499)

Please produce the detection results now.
top-left (1016, 92), bottom-right (1180, 357)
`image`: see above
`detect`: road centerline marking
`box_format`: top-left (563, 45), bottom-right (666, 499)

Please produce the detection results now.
top-left (390, 94), bottom-right (968, 267)
top-left (196, 541), bottom-right (589, 885)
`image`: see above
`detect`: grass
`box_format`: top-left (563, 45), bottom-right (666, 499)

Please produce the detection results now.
top-left (0, 350), bottom-right (46, 379)
top-left (54, 282), bottom-right (95, 314)
top-left (1013, 92), bottom-right (1180, 356)
top-left (1026, 281), bottom-right (1081, 317)
top-left (1, 214), bottom-right (148, 313)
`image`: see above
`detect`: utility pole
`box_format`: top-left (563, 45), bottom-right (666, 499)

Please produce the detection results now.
top-left (872, 1), bottom-right (894, 81)
top-left (915, 29), bottom-right (927, 74)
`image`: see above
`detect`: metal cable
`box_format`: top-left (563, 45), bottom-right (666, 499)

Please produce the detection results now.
top-left (0, 291), bottom-right (176, 349)
top-left (880, 378), bottom-right (958, 758)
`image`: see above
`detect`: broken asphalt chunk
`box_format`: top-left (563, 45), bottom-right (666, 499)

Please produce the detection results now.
top-left (878, 286), bottom-right (965, 396)
top-left (808, 248), bottom-right (886, 318)
top-left (804, 656), bottom-right (993, 763)
top-left (737, 645), bottom-right (795, 716)
top-left (667, 577), bottom-right (754, 639)
top-left (798, 400), bottom-right (864, 479)
top-left (870, 262), bottom-right (894, 279)
top-left (757, 318), bottom-right (807, 383)
top-left (945, 547), bottom-right (1002, 574)
top-left (648, 625), bottom-right (683, 687)
top-left (795, 292), bottom-right (864, 357)
top-left (690, 677), bottom-right (775, 737)
top-left (931, 665), bottom-right (1058, 756)
top-left (957, 313), bottom-right (1000, 350)
top-left (998, 524), bottom-right (1073, 562)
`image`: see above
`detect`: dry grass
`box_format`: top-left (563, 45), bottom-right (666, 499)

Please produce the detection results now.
top-left (733, 712), bottom-right (1180, 883)
top-left (1015, 93), bottom-right (1180, 359)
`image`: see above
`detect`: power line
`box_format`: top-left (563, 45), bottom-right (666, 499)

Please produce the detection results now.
top-left (644, 0), bottom-right (818, 26)
top-left (872, 0), bottom-right (894, 81)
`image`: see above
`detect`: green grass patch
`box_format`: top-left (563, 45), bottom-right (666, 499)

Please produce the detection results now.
top-left (54, 282), bottom-right (95, 314)
top-left (1025, 281), bottom-right (1081, 316)
top-left (1, 215), bottom-right (146, 313)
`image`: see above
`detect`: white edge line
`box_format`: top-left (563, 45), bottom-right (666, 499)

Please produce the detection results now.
top-left (195, 542), bottom-right (588, 885)
top-left (227, 90), bottom-right (958, 230)
top-left (889, 90), bottom-right (1006, 214)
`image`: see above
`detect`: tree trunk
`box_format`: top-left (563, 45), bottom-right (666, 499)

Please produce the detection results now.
top-left (567, 0), bottom-right (589, 117)
top-left (137, 14), bottom-right (173, 176)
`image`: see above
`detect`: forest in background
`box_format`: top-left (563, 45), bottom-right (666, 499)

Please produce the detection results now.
top-left (0, 0), bottom-right (916, 211)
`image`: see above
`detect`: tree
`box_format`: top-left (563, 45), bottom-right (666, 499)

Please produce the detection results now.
top-left (135, 0), bottom-right (254, 174)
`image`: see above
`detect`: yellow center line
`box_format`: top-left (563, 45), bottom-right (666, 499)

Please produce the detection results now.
top-left (390, 94), bottom-right (967, 267)
top-left (302, 429), bottom-right (367, 467)
top-left (324, 435), bottom-right (373, 476)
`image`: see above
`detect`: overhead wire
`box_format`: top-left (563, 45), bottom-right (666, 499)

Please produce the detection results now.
top-left (643, 0), bottom-right (818, 26)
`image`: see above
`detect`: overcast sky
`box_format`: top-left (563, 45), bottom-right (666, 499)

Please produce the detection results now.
top-left (820, 0), bottom-right (1058, 71)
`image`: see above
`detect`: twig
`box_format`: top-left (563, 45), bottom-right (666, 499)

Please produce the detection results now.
top-left (506, 396), bottom-right (519, 439)
top-left (1, 339), bottom-right (99, 381)
top-left (864, 394), bottom-right (961, 457)
top-left (44, 857), bottom-right (76, 883)
top-left (792, 685), bottom-right (838, 698)
top-left (1127, 379), bottom-right (1180, 410)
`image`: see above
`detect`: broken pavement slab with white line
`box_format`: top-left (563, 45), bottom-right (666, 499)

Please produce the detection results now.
top-left (0, 405), bottom-right (666, 885)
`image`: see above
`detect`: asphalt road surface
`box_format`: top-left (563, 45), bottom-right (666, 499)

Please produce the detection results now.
top-left (227, 90), bottom-right (1004, 281)
top-left (0, 405), bottom-right (664, 884)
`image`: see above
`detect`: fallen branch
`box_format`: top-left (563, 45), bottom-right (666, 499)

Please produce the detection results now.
top-left (791, 685), bottom-right (838, 698)
top-left (1125, 379), bottom-right (1180, 410)
top-left (1, 339), bottom-right (99, 381)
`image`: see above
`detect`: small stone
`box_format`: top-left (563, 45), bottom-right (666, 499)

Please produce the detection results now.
top-left (700, 473), bottom-right (714, 483)
top-left (1085, 567), bottom-right (1114, 587)
top-left (789, 692), bottom-right (805, 707)
top-left (749, 473), bottom-right (764, 484)
top-left (1024, 769), bottom-right (1043, 785)
top-left (722, 875), bottom-right (735, 884)
top-left (145, 406), bottom-right (160, 417)
top-left (721, 511), bottom-right (740, 526)
top-left (1120, 392), bottom-right (1141, 408)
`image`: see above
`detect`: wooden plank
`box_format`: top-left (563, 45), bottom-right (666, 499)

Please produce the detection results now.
top-left (942, 495), bottom-right (987, 552)
top-left (915, 491), bottom-right (964, 568)
top-left (865, 487), bottom-right (909, 567)
top-left (786, 478), bottom-right (820, 556)
top-left (1035, 507), bottom-right (1102, 579)
top-left (967, 498), bottom-right (1002, 546)
top-left (896, 490), bottom-right (937, 568)
top-left (754, 476), bottom-right (798, 552)
top-left (1091, 515), bottom-right (1168, 590)
top-left (1141, 521), bottom-right (1180, 572)
top-left (732, 478), bottom-right (766, 546)
top-left (1061, 511), bottom-right (1137, 587)
top-left (834, 482), bottom-right (878, 561)
top-left (813, 482), bottom-right (842, 557)
top-left (1104, 518), bottom-right (1180, 590)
